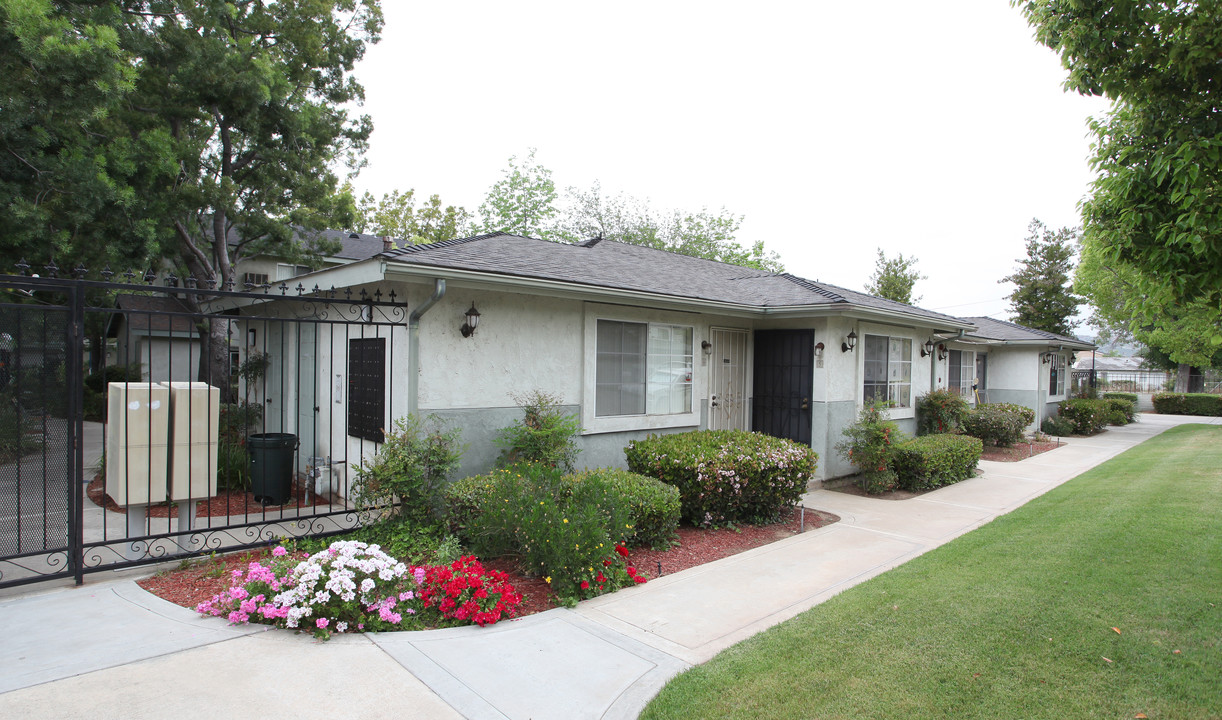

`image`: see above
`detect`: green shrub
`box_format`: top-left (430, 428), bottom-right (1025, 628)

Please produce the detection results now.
top-left (835, 403), bottom-right (904, 493)
top-left (626, 429), bottom-right (817, 525)
top-left (1103, 394), bottom-right (1138, 423)
top-left (216, 402), bottom-right (265, 492)
top-left (890, 434), bottom-right (983, 491)
top-left (962, 403), bottom-right (1031, 447)
top-left (83, 364), bottom-right (142, 420)
top-left (1151, 392), bottom-right (1222, 416)
top-left (916, 389), bottom-right (970, 435)
top-left (0, 390), bottom-right (39, 464)
top-left (1057, 398), bottom-right (1110, 435)
top-left (455, 463), bottom-right (638, 605)
top-left (1041, 415), bottom-right (1075, 437)
top-left (566, 468), bottom-right (680, 548)
top-left (1103, 398), bottom-right (1134, 425)
top-left (353, 415), bottom-right (464, 527)
top-left (494, 390), bottom-right (582, 472)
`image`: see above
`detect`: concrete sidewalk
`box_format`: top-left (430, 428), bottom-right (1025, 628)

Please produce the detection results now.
top-left (0, 414), bottom-right (1214, 720)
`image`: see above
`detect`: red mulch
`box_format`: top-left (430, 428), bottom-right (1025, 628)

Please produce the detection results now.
top-left (87, 475), bottom-right (329, 518)
top-left (137, 505), bottom-right (841, 618)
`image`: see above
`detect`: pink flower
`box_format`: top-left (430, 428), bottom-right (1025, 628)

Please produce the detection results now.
top-left (316, 617), bottom-right (329, 629)
top-left (272, 546), bottom-right (287, 557)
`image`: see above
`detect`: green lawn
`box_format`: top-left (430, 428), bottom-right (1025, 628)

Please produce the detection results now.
top-left (642, 424), bottom-right (1222, 720)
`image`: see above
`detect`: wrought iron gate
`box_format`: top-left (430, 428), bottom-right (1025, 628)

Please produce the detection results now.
top-left (0, 268), bottom-right (406, 589)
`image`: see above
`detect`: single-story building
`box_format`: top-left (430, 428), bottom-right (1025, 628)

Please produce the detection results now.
top-left (220, 233), bottom-right (1093, 491)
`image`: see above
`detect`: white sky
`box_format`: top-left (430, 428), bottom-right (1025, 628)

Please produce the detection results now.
top-left (350, 0), bottom-right (1111, 322)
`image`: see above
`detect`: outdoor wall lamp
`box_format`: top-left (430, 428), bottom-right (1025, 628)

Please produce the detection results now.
top-left (701, 340), bottom-right (713, 355)
top-left (813, 341), bottom-right (825, 357)
top-left (1041, 352), bottom-right (1051, 364)
top-left (460, 302), bottom-right (481, 338)
top-left (841, 331), bottom-right (857, 353)
top-left (937, 343), bottom-right (948, 361)
top-left (247, 328), bottom-right (257, 347)
top-left (921, 338), bottom-right (935, 357)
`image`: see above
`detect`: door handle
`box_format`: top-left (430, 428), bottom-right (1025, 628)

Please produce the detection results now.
top-left (801, 397), bottom-right (809, 410)
top-left (710, 394), bottom-right (719, 408)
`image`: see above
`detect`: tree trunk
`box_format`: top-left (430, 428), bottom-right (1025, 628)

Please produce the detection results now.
top-left (196, 315), bottom-right (234, 403)
top-left (1175, 363), bottom-right (1191, 393)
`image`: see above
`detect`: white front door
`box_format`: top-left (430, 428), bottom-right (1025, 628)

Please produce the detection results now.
top-left (708, 328), bottom-right (749, 431)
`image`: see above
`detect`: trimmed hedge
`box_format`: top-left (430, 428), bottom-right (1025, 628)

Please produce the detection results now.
top-left (625, 429), bottom-right (817, 526)
top-left (962, 403), bottom-right (1033, 447)
top-left (1151, 392), bottom-right (1222, 416)
top-left (891, 434), bottom-right (983, 491)
top-left (566, 469), bottom-right (681, 548)
top-left (1103, 398), bottom-right (1134, 425)
top-left (1057, 398), bottom-right (1109, 435)
top-left (1102, 392), bottom-right (1138, 406)
top-left (443, 464), bottom-right (680, 548)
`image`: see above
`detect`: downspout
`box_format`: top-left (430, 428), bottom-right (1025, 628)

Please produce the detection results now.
top-left (408, 279), bottom-right (446, 417)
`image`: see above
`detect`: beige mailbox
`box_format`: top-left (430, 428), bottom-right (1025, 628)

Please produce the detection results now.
top-left (105, 382), bottom-right (170, 506)
top-left (162, 382), bottom-right (220, 502)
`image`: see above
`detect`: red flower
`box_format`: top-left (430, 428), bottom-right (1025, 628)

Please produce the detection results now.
top-left (603, 560), bottom-right (612, 567)
top-left (633, 576), bottom-right (647, 584)
top-left (580, 580), bottom-right (590, 590)
top-left (596, 573), bottom-right (607, 583)
top-left (626, 566), bottom-right (636, 576)
top-left (615, 545), bottom-right (629, 558)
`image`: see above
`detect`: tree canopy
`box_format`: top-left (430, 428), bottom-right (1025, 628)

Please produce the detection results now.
top-left (474, 148), bottom-right (561, 241)
top-left (864, 248), bottom-right (924, 304)
top-left (1001, 219), bottom-right (1081, 337)
top-left (355, 188), bottom-right (471, 245)
top-left (1013, 1), bottom-right (1222, 342)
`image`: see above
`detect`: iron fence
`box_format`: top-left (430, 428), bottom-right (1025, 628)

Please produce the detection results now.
top-left (0, 268), bottom-right (406, 588)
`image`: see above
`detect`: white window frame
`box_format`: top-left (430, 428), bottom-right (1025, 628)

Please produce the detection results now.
top-left (583, 307), bottom-right (699, 434)
top-left (1048, 352), bottom-right (1067, 398)
top-left (861, 332), bottom-right (914, 417)
top-left (948, 348), bottom-right (975, 400)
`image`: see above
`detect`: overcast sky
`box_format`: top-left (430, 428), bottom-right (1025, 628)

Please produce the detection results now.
top-left (350, 0), bottom-right (1111, 323)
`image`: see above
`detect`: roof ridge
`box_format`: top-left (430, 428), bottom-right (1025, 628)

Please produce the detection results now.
top-left (381, 232), bottom-right (504, 257)
top-left (779, 273), bottom-right (846, 302)
top-left (961, 315), bottom-right (1081, 343)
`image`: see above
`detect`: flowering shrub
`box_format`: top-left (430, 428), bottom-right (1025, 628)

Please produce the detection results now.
top-left (624, 430), bottom-right (817, 526)
top-left (562, 469), bottom-right (680, 548)
top-left (196, 541), bottom-right (522, 639)
top-left (836, 403), bottom-right (905, 494)
top-left (890, 434), bottom-right (982, 490)
top-left (1056, 398), bottom-right (1110, 435)
top-left (916, 389), bottom-right (970, 435)
top-left (352, 415), bottom-right (464, 527)
top-left (417, 555), bottom-right (523, 626)
top-left (1151, 392), bottom-right (1222, 416)
top-left (962, 403), bottom-right (1033, 447)
top-left (453, 464), bottom-right (650, 606)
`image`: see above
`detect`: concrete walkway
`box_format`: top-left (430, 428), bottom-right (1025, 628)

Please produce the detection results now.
top-left (0, 414), bottom-right (1215, 720)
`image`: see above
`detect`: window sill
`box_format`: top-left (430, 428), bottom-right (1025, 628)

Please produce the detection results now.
top-left (581, 412), bottom-right (699, 436)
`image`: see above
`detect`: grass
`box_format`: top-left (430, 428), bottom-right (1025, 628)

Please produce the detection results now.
top-left (642, 424), bottom-right (1222, 720)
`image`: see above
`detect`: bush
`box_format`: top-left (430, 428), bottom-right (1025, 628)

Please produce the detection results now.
top-left (83, 364), bottom-right (142, 420)
top-left (962, 403), bottom-right (1031, 447)
top-left (353, 415), bottom-right (464, 527)
top-left (626, 429), bottom-right (817, 525)
top-left (890, 434), bottom-right (983, 491)
top-left (453, 463), bottom-right (646, 605)
top-left (1041, 415), bottom-right (1074, 437)
top-left (1102, 394), bottom-right (1138, 423)
top-left (566, 468), bottom-right (680, 548)
top-left (494, 390), bottom-right (582, 472)
top-left (1057, 398), bottom-right (1110, 435)
top-left (1151, 392), bottom-right (1222, 416)
top-left (1103, 398), bottom-right (1134, 425)
top-left (835, 403), bottom-right (904, 494)
top-left (916, 389), bottom-right (971, 435)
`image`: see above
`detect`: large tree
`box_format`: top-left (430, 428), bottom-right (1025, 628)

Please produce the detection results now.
top-left (1013, 1), bottom-right (1222, 342)
top-left (355, 188), bottom-right (471, 245)
top-left (474, 148), bottom-right (561, 241)
top-left (0, 1), bottom-right (158, 269)
top-left (864, 248), bottom-right (924, 304)
top-left (1000, 219), bottom-right (1081, 337)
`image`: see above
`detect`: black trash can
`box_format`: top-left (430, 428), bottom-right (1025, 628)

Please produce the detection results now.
top-left (248, 433), bottom-right (299, 505)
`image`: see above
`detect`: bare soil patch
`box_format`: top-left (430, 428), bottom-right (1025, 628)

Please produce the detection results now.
top-left (138, 505), bottom-right (840, 617)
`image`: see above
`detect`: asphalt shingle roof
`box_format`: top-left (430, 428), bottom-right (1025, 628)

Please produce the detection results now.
top-left (381, 233), bottom-right (966, 324)
top-left (960, 316), bottom-right (1092, 347)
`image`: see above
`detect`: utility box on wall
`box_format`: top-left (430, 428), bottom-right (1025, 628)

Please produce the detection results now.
top-left (162, 382), bottom-right (220, 502)
top-left (105, 382), bottom-right (170, 506)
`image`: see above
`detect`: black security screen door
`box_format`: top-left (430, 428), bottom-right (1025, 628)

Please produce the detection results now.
top-left (752, 329), bottom-right (813, 446)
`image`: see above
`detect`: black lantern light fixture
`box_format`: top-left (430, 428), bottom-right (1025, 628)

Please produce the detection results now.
top-left (460, 302), bottom-right (481, 338)
top-left (701, 340), bottom-right (713, 355)
top-left (937, 343), bottom-right (948, 361)
top-left (841, 330), bottom-right (857, 353)
top-left (814, 341), bottom-right (825, 357)
top-left (921, 338), bottom-right (935, 357)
